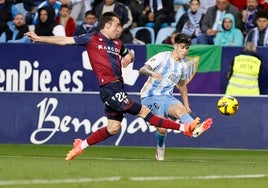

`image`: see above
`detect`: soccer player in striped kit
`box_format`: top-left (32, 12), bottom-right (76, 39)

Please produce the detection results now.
top-left (140, 33), bottom-right (213, 161)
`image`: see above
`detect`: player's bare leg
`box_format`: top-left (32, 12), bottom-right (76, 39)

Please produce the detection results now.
top-left (65, 119), bottom-right (120, 160)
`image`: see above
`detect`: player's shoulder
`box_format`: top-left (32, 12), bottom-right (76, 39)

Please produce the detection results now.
top-left (75, 32), bottom-right (97, 39)
top-left (147, 51), bottom-right (170, 65)
top-left (155, 51), bottom-right (170, 58)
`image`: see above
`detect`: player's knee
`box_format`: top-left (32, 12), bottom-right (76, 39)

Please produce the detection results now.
top-left (138, 105), bottom-right (151, 118)
top-left (107, 122), bottom-right (121, 135)
top-left (107, 126), bottom-right (120, 135)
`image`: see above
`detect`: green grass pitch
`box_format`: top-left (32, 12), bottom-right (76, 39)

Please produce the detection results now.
top-left (0, 144), bottom-right (268, 188)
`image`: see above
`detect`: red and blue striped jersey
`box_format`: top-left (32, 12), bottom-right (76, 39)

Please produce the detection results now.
top-left (73, 32), bottom-right (129, 86)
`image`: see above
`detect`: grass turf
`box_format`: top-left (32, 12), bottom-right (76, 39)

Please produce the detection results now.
top-left (0, 144), bottom-right (268, 188)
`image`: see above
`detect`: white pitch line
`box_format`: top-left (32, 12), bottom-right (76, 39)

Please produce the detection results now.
top-left (0, 174), bottom-right (267, 186)
top-left (0, 177), bottom-right (121, 186)
top-left (130, 174), bottom-right (268, 181)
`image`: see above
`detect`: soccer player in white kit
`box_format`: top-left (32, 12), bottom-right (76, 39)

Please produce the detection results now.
top-left (139, 33), bottom-right (213, 161)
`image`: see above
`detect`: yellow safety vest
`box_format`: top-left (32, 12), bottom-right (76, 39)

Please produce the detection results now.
top-left (225, 54), bottom-right (261, 95)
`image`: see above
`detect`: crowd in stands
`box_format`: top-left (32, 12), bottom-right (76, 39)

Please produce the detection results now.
top-left (0, 0), bottom-right (268, 46)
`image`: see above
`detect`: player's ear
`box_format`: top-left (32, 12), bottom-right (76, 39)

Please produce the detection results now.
top-left (105, 22), bottom-right (111, 29)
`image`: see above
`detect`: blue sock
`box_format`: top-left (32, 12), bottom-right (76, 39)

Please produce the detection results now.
top-left (180, 114), bottom-right (194, 124)
top-left (155, 130), bottom-right (166, 147)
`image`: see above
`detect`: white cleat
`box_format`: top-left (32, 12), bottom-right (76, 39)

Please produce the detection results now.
top-left (155, 145), bottom-right (165, 161)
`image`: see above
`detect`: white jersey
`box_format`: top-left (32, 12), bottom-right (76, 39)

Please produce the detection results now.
top-left (140, 51), bottom-right (188, 98)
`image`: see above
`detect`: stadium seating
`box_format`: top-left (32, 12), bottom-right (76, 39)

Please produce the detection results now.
top-left (130, 27), bottom-right (155, 44)
top-left (170, 6), bottom-right (186, 27)
top-left (155, 27), bottom-right (175, 44)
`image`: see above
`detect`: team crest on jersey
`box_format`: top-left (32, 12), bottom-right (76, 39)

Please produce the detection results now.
top-left (99, 38), bottom-right (103, 41)
top-left (185, 56), bottom-right (199, 84)
top-left (149, 58), bottom-right (156, 62)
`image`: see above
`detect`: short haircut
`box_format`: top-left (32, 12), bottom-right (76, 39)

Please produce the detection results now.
top-left (174, 33), bottom-right (191, 46)
top-left (60, 4), bottom-right (71, 10)
top-left (85, 10), bottom-right (96, 17)
top-left (255, 10), bottom-right (268, 20)
top-left (98, 12), bottom-right (120, 29)
top-left (190, 0), bottom-right (200, 4)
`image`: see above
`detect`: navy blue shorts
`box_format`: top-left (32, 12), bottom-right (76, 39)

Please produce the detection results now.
top-left (99, 81), bottom-right (142, 121)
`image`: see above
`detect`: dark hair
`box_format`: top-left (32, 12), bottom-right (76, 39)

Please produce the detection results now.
top-left (60, 4), bottom-right (71, 10)
top-left (255, 10), bottom-right (268, 20)
top-left (99, 12), bottom-right (120, 29)
top-left (174, 33), bottom-right (191, 46)
top-left (190, 0), bottom-right (200, 4)
top-left (85, 10), bottom-right (96, 17)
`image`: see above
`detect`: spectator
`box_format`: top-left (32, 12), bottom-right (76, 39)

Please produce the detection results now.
top-left (35, 6), bottom-right (66, 36)
top-left (23, 0), bottom-right (44, 25)
top-left (173, 0), bottom-right (215, 30)
top-left (235, 0), bottom-right (263, 36)
top-left (197, 0), bottom-right (239, 44)
top-left (162, 30), bottom-right (180, 45)
top-left (55, 4), bottom-right (76, 36)
top-left (33, 0), bottom-right (62, 25)
top-left (176, 0), bottom-right (204, 44)
top-left (128, 0), bottom-right (144, 26)
top-left (0, 0), bottom-right (19, 35)
top-left (94, 0), bottom-right (133, 43)
top-left (0, 13), bottom-right (31, 43)
top-left (229, 0), bottom-right (264, 10)
top-left (244, 10), bottom-right (268, 46)
top-left (225, 42), bottom-right (263, 95)
top-left (138, 0), bottom-right (175, 35)
top-left (214, 13), bottom-right (244, 46)
top-left (74, 10), bottom-right (99, 36)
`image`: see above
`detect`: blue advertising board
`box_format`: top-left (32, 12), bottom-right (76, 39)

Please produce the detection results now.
top-left (0, 43), bottom-right (146, 93)
top-left (1, 43), bottom-right (268, 149)
top-left (0, 92), bottom-right (268, 149)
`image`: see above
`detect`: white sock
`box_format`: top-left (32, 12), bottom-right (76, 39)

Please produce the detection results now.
top-left (81, 140), bottom-right (89, 150)
top-left (179, 124), bottom-right (185, 132)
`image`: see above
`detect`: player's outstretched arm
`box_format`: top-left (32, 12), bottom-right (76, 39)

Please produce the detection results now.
top-left (24, 32), bottom-right (75, 45)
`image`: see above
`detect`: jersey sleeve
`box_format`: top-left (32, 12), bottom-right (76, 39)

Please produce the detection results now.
top-left (145, 53), bottom-right (164, 70)
top-left (73, 34), bottom-right (92, 46)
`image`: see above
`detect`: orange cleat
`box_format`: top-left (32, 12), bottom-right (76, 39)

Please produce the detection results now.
top-left (192, 118), bottom-right (213, 138)
top-left (65, 139), bottom-right (83, 160)
top-left (183, 117), bottom-right (200, 137)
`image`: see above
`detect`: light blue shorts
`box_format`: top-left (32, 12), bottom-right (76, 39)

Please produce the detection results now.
top-left (141, 95), bottom-right (182, 117)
